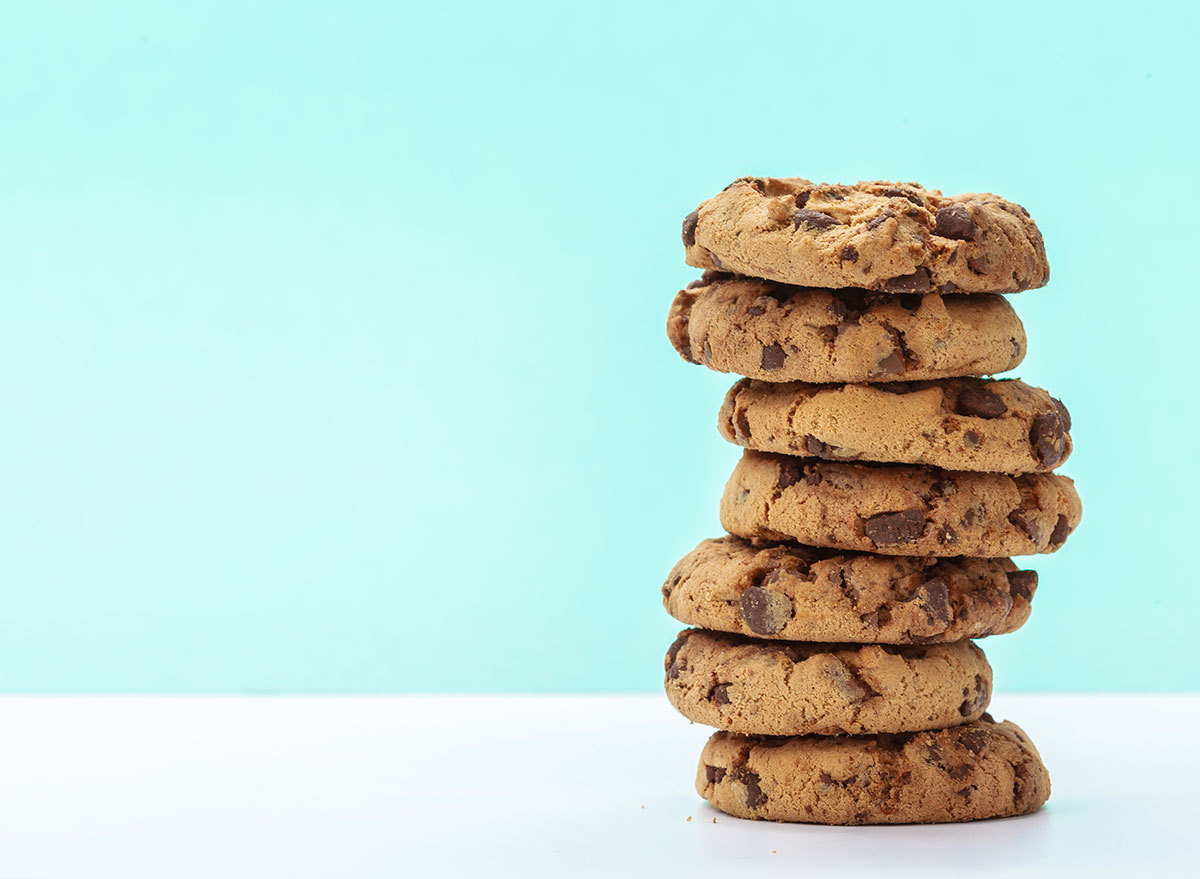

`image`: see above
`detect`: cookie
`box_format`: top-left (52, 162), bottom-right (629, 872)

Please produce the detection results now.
top-left (661, 536), bottom-right (1035, 644)
top-left (719, 377), bottom-right (1072, 473)
top-left (667, 273), bottom-right (1026, 383)
top-left (696, 715), bottom-right (1050, 824)
top-left (664, 629), bottom-right (991, 736)
top-left (720, 451), bottom-right (1081, 557)
top-left (682, 178), bottom-right (1049, 294)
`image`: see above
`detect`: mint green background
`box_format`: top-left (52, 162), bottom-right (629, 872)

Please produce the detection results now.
top-left (2, 2), bottom-right (1195, 692)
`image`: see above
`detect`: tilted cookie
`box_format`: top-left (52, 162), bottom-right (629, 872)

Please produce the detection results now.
top-left (682, 178), bottom-right (1049, 293)
top-left (661, 536), bottom-right (1036, 644)
top-left (720, 451), bottom-right (1081, 557)
top-left (696, 716), bottom-right (1050, 824)
top-left (664, 629), bottom-right (991, 736)
top-left (667, 273), bottom-right (1025, 383)
top-left (719, 377), bottom-right (1072, 473)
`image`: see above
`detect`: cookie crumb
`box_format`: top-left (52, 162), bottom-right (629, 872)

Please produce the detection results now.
top-left (686, 816), bottom-right (692, 822)
top-left (712, 817), bottom-right (717, 824)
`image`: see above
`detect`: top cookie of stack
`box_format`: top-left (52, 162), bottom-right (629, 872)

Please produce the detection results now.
top-left (670, 177), bottom-right (1047, 385)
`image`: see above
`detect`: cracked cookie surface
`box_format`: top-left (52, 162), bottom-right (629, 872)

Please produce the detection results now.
top-left (661, 536), bottom-right (1035, 644)
top-left (719, 377), bottom-right (1072, 473)
top-left (697, 715), bottom-right (1050, 823)
top-left (668, 273), bottom-right (1025, 383)
top-left (720, 451), bottom-right (1081, 557)
top-left (683, 178), bottom-right (1049, 293)
top-left (664, 629), bottom-right (991, 736)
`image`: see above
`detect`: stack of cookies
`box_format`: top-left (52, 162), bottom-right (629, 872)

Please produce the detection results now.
top-left (660, 177), bottom-right (1080, 825)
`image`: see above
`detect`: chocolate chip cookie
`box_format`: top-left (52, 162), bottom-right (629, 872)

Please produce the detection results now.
top-left (667, 273), bottom-right (1026, 383)
top-left (665, 629), bottom-right (991, 736)
top-left (719, 377), bottom-right (1072, 473)
top-left (682, 178), bottom-right (1049, 294)
top-left (720, 451), bottom-right (1081, 557)
top-left (662, 536), bottom-right (1035, 643)
top-left (697, 715), bottom-right (1050, 824)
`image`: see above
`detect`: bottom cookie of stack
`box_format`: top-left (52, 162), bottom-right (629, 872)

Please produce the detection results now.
top-left (696, 717), bottom-right (1050, 825)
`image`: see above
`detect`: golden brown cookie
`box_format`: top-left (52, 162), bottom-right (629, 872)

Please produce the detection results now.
top-left (662, 536), bottom-right (1035, 643)
top-left (682, 178), bottom-right (1049, 293)
top-left (696, 716), bottom-right (1050, 824)
top-left (720, 451), bottom-right (1081, 557)
top-left (719, 377), bottom-right (1072, 473)
top-left (667, 273), bottom-right (1026, 383)
top-left (664, 629), bottom-right (991, 736)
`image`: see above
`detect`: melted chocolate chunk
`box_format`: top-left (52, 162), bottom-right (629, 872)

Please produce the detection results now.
top-left (739, 586), bottom-right (794, 635)
top-left (682, 210), bottom-right (699, 246)
top-left (793, 209), bottom-right (839, 231)
top-left (864, 510), bottom-right (926, 546)
top-left (955, 385), bottom-right (1007, 419)
top-left (935, 205), bottom-right (977, 240)
top-left (761, 343), bottom-right (787, 371)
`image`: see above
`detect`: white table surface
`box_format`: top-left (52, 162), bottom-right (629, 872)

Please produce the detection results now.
top-left (0, 693), bottom-right (1193, 878)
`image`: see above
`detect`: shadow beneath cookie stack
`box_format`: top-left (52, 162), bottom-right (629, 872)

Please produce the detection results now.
top-left (661, 177), bottom-right (1078, 825)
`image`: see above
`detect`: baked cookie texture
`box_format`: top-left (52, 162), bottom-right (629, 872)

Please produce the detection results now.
top-left (696, 715), bottom-right (1050, 824)
top-left (719, 377), bottom-right (1072, 474)
top-left (720, 451), bottom-right (1081, 557)
top-left (664, 629), bottom-right (991, 736)
top-left (662, 536), bottom-right (1035, 644)
top-left (683, 178), bottom-right (1049, 294)
top-left (667, 273), bottom-right (1026, 383)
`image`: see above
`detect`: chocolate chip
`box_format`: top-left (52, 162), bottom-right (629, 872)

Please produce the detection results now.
top-left (1030, 412), bottom-right (1067, 467)
top-left (1052, 398), bottom-right (1072, 431)
top-left (794, 190), bottom-right (811, 208)
top-left (705, 765), bottom-right (726, 784)
top-left (777, 459), bottom-right (805, 490)
top-left (877, 187), bottom-right (924, 207)
top-left (959, 674), bottom-right (989, 716)
top-left (980, 711), bottom-right (995, 723)
top-left (957, 729), bottom-right (988, 754)
top-left (918, 578), bottom-right (950, 625)
top-left (818, 771), bottom-right (835, 785)
top-left (731, 766), bottom-right (767, 808)
top-left (664, 632), bottom-right (694, 680)
top-left (864, 510), bottom-right (925, 546)
top-left (803, 435), bottom-right (836, 459)
top-left (826, 658), bottom-right (876, 704)
top-left (830, 290), bottom-right (868, 320)
top-left (682, 210), bottom-right (699, 246)
top-left (966, 256), bottom-right (988, 275)
top-left (760, 343), bottom-right (787, 370)
top-left (685, 279), bottom-right (704, 289)
top-left (793, 209), bottom-right (839, 231)
top-left (955, 385), bottom-right (1007, 419)
top-left (873, 349), bottom-right (905, 376)
top-left (964, 430), bottom-right (981, 447)
top-left (1006, 569), bottom-right (1038, 601)
top-left (1008, 510), bottom-right (1039, 541)
top-left (709, 683), bottom-right (732, 705)
top-left (747, 304), bottom-right (766, 316)
top-left (739, 585), bottom-right (795, 635)
top-left (882, 267), bottom-right (931, 293)
top-left (841, 244), bottom-right (859, 262)
top-left (935, 205), bottom-right (977, 240)
top-left (867, 209), bottom-right (894, 231)
top-left (701, 339), bottom-right (713, 365)
top-left (1049, 514), bottom-right (1070, 545)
